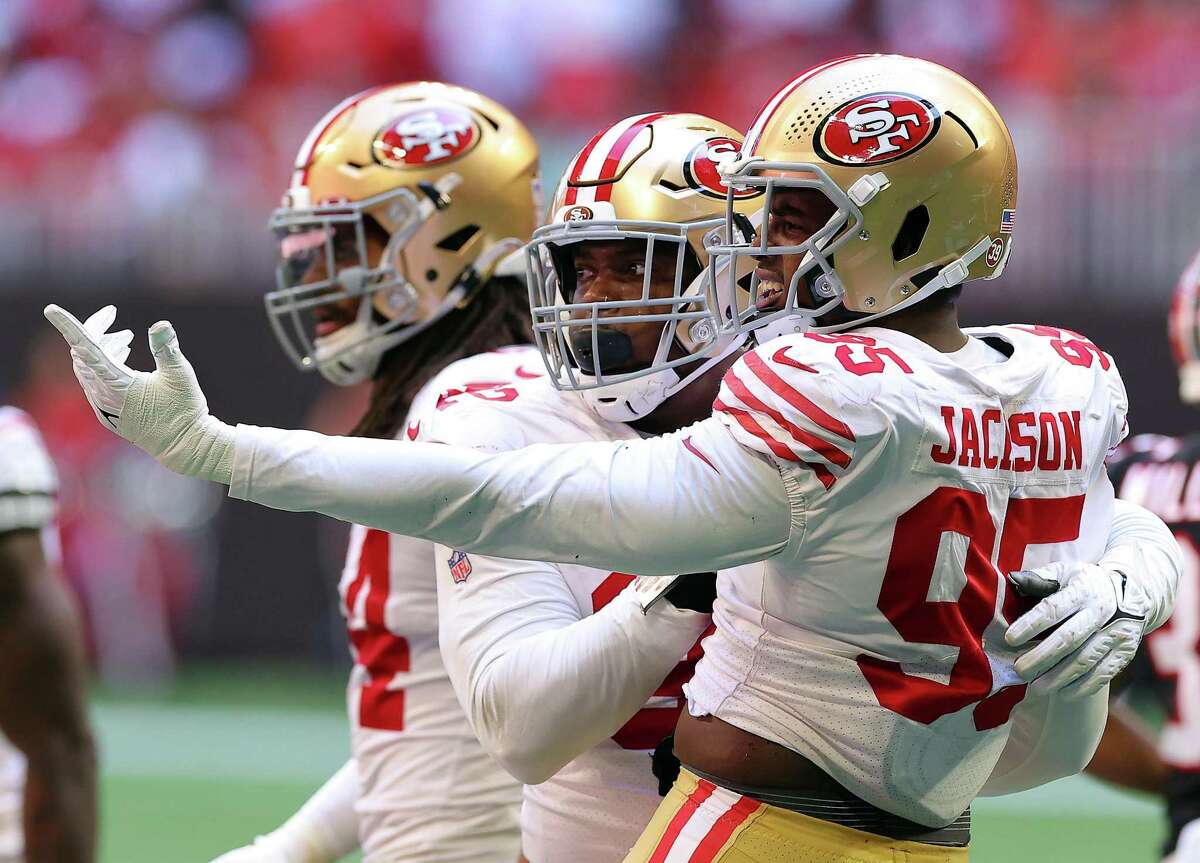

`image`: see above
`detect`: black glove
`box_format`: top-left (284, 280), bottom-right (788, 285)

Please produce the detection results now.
top-left (663, 572), bottom-right (718, 613)
top-left (651, 734), bottom-right (681, 796)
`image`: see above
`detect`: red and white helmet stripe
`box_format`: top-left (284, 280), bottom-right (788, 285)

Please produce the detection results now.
top-left (562, 112), bottom-right (670, 205)
top-left (289, 84), bottom-right (393, 190)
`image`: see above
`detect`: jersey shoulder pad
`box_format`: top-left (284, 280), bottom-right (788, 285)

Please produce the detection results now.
top-left (420, 376), bottom-right (617, 454)
top-left (431, 345), bottom-right (544, 392)
top-left (714, 335), bottom-right (885, 489)
top-left (0, 407), bottom-right (58, 532)
top-left (402, 346), bottom-right (543, 445)
top-left (989, 323), bottom-right (1129, 450)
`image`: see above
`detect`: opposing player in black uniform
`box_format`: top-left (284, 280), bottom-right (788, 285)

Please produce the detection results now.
top-left (1101, 248), bottom-right (1200, 861)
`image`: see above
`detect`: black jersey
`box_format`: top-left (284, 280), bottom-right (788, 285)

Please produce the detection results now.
top-left (1109, 433), bottom-right (1200, 854)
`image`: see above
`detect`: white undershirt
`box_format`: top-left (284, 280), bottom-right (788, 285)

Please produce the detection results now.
top-left (946, 334), bottom-right (1008, 370)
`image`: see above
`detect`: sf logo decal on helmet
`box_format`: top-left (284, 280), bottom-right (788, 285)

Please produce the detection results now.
top-left (683, 136), bottom-right (762, 200)
top-left (373, 104), bottom-right (480, 168)
top-left (565, 205), bottom-right (594, 222)
top-left (686, 136), bottom-right (758, 200)
top-left (815, 92), bottom-right (941, 166)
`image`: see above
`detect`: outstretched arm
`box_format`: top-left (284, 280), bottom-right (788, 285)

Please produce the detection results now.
top-left (43, 305), bottom-right (791, 575)
top-left (230, 420), bottom-right (789, 574)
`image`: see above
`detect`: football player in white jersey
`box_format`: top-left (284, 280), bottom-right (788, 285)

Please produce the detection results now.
top-left (208, 82), bottom-right (541, 863)
top-left (0, 404), bottom-right (95, 863)
top-left (46, 55), bottom-right (1182, 861)
top-left (422, 112), bottom-right (762, 863)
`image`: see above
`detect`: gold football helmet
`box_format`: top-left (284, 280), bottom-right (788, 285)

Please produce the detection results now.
top-left (526, 112), bottom-right (761, 421)
top-left (267, 82), bottom-right (540, 384)
top-left (707, 53), bottom-right (1018, 334)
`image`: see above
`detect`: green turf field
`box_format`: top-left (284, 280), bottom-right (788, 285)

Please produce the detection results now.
top-left (96, 665), bottom-right (1163, 863)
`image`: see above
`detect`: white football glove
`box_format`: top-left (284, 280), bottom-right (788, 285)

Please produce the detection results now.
top-left (1005, 561), bottom-right (1149, 698)
top-left (43, 304), bottom-right (235, 483)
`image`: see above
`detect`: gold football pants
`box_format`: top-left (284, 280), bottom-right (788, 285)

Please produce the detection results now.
top-left (622, 768), bottom-right (969, 863)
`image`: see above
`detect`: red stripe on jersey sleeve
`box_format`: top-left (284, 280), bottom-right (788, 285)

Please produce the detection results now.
top-left (682, 435), bottom-right (721, 475)
top-left (714, 400), bottom-right (801, 463)
top-left (803, 461), bottom-right (837, 491)
top-left (647, 779), bottom-right (716, 863)
top-left (741, 351), bottom-right (855, 442)
top-left (722, 370), bottom-right (852, 468)
top-left (714, 400), bottom-right (838, 489)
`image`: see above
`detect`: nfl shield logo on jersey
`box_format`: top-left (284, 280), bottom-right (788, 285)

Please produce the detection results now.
top-left (447, 550), bottom-right (473, 583)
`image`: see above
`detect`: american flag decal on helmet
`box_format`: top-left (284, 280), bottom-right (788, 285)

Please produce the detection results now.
top-left (1000, 209), bottom-right (1015, 234)
top-left (447, 550), bottom-right (473, 583)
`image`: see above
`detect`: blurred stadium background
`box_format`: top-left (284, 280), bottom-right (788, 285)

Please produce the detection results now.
top-left (0, 0), bottom-right (1194, 859)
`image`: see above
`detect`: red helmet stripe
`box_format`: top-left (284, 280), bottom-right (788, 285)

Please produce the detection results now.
top-left (743, 54), bottom-right (873, 154)
top-left (563, 112), bottom-right (671, 206)
top-left (593, 111), bottom-right (669, 202)
top-left (563, 128), bottom-right (606, 205)
top-left (294, 83), bottom-right (394, 187)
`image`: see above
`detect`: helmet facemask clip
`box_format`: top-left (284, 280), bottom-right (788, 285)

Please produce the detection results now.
top-left (705, 158), bottom-right (863, 336)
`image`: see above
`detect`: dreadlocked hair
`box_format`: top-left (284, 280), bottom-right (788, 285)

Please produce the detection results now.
top-left (350, 275), bottom-right (536, 440)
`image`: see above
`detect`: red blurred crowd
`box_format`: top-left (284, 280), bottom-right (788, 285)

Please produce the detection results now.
top-left (3, 0), bottom-right (1199, 224)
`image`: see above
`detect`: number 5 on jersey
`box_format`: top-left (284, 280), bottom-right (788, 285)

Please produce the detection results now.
top-left (859, 488), bottom-right (1084, 731)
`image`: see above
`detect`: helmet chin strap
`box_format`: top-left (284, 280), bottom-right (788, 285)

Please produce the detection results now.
top-left (778, 234), bottom-right (996, 336)
top-left (313, 319), bottom-right (385, 385)
top-left (580, 366), bottom-right (680, 424)
top-left (579, 331), bottom-right (749, 424)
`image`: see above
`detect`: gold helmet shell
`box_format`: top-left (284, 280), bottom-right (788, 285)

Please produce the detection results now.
top-left (267, 81), bottom-right (541, 384)
top-left (526, 112), bottom-right (762, 421)
top-left (708, 54), bottom-right (1017, 333)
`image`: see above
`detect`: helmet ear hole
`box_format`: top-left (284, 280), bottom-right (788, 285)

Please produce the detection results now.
top-left (892, 205), bottom-right (930, 262)
top-left (547, 243), bottom-right (577, 298)
top-left (436, 224), bottom-right (480, 251)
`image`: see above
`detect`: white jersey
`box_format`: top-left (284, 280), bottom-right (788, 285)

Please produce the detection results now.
top-left (689, 324), bottom-right (1128, 826)
top-left (338, 349), bottom-right (538, 863)
top-left (0, 407), bottom-right (62, 861)
top-left (229, 324), bottom-right (1133, 832)
top-left (421, 378), bottom-right (710, 863)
